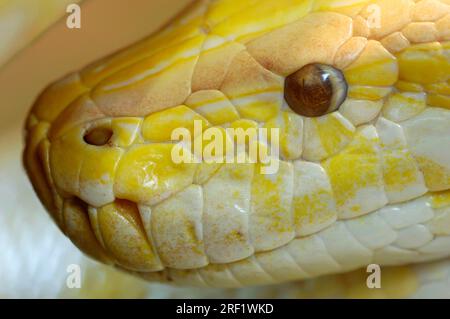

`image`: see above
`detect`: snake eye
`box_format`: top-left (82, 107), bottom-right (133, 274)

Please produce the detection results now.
top-left (284, 63), bottom-right (348, 117)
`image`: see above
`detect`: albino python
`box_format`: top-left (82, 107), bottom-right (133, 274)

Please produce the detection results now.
top-left (24, 0), bottom-right (450, 288)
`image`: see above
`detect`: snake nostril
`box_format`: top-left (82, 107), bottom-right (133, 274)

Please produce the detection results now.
top-left (284, 63), bottom-right (348, 117)
top-left (83, 127), bottom-right (113, 146)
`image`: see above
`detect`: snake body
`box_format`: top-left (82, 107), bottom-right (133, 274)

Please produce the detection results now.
top-left (24, 0), bottom-right (450, 287)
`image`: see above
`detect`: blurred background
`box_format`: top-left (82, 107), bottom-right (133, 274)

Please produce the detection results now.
top-left (1, 0), bottom-right (450, 298)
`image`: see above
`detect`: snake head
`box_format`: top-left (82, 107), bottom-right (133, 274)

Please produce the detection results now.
top-left (24, 0), bottom-right (450, 286)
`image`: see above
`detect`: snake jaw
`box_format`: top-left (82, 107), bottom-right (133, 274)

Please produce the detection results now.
top-left (24, 0), bottom-right (450, 287)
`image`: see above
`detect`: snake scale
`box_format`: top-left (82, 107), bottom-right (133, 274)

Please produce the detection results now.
top-left (24, 0), bottom-right (450, 288)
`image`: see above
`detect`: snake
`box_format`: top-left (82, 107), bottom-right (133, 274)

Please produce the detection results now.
top-left (23, 0), bottom-right (450, 288)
